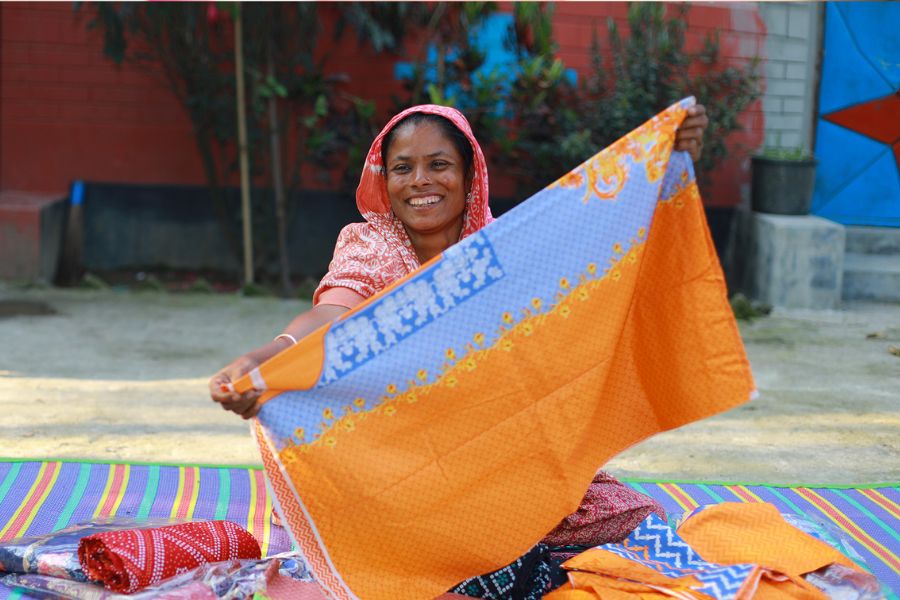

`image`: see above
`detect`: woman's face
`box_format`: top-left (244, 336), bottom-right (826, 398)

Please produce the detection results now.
top-left (384, 121), bottom-right (470, 244)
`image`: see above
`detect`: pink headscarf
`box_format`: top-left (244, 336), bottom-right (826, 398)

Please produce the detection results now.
top-left (314, 105), bottom-right (493, 308)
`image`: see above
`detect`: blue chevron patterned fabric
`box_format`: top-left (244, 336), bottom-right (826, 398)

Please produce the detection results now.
top-left (599, 514), bottom-right (756, 599)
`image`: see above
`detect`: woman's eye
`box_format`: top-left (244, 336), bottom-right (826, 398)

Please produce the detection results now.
top-left (392, 165), bottom-right (410, 173)
top-left (432, 161), bottom-right (448, 168)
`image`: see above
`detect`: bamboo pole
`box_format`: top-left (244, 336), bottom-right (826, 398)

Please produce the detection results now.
top-left (234, 4), bottom-right (254, 285)
top-left (267, 45), bottom-right (291, 298)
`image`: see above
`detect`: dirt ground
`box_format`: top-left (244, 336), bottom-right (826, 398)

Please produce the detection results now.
top-left (0, 284), bottom-right (898, 485)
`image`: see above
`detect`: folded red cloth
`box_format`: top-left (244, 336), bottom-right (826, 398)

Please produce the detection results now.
top-left (78, 521), bottom-right (261, 594)
top-left (542, 471), bottom-right (667, 546)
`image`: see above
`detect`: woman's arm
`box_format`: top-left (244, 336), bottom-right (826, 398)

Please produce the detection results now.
top-left (208, 303), bottom-right (349, 419)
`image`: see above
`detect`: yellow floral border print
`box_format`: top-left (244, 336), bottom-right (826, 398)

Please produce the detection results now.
top-left (283, 235), bottom-right (661, 453)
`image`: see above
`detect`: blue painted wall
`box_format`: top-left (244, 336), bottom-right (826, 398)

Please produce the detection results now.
top-left (394, 13), bottom-right (576, 113)
top-left (812, 2), bottom-right (900, 227)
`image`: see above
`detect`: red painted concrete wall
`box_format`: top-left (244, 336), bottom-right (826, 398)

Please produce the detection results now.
top-left (1, 3), bottom-right (202, 193)
top-left (1, 2), bottom-right (765, 206)
top-left (551, 1), bottom-right (766, 207)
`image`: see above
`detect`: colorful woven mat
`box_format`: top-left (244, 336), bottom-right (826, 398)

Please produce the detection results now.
top-left (0, 460), bottom-right (291, 556)
top-left (630, 481), bottom-right (899, 599)
top-left (0, 461), bottom-right (896, 599)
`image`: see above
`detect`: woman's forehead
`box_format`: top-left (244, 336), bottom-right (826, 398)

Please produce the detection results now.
top-left (386, 121), bottom-right (461, 159)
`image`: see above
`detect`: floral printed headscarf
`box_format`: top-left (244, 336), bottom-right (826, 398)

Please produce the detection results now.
top-left (314, 105), bottom-right (493, 308)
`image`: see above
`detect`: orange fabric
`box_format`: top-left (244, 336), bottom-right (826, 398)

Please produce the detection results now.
top-left (677, 502), bottom-right (856, 575)
top-left (677, 502), bottom-right (857, 599)
top-left (572, 570), bottom-right (712, 598)
top-left (242, 99), bottom-right (756, 600)
top-left (555, 503), bottom-right (868, 600)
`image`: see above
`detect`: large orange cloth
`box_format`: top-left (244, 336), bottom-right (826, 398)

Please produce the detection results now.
top-left (234, 98), bottom-right (756, 599)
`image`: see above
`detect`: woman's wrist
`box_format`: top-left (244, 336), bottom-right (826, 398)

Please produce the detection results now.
top-left (274, 333), bottom-right (298, 346)
top-left (246, 336), bottom-right (291, 365)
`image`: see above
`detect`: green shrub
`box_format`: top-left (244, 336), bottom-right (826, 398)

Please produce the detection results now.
top-left (758, 147), bottom-right (814, 161)
top-left (80, 273), bottom-right (110, 291)
top-left (240, 282), bottom-right (272, 297)
top-left (294, 277), bottom-right (319, 301)
top-left (186, 277), bottom-right (215, 294)
top-left (134, 274), bottom-right (166, 293)
top-left (730, 293), bottom-right (771, 322)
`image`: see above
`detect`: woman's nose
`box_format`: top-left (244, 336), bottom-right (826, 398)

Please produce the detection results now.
top-left (411, 164), bottom-right (431, 186)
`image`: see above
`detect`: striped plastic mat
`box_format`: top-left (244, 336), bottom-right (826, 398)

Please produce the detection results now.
top-left (0, 461), bottom-right (896, 599)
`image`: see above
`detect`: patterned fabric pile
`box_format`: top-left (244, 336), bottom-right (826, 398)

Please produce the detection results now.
top-left (547, 503), bottom-right (883, 599)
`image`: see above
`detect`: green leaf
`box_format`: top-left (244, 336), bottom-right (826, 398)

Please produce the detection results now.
top-left (314, 94), bottom-right (328, 117)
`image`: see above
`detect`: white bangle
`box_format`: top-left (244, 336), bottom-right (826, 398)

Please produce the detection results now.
top-left (274, 333), bottom-right (298, 346)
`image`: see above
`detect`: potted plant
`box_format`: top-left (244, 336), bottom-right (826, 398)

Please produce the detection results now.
top-left (750, 148), bottom-right (818, 215)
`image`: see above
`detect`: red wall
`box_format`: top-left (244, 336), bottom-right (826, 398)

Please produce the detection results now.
top-left (1, 2), bottom-right (765, 206)
top-left (551, 1), bottom-right (766, 207)
top-left (1, 3), bottom-right (204, 193)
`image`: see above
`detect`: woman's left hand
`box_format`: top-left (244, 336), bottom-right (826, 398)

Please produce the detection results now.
top-left (675, 104), bottom-right (709, 162)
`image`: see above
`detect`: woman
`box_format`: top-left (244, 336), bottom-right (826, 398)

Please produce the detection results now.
top-left (209, 103), bottom-right (708, 417)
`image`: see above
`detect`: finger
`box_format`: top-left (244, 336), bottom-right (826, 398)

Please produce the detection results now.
top-left (691, 141), bottom-right (702, 161)
top-left (210, 388), bottom-right (233, 404)
top-left (675, 139), bottom-right (700, 156)
top-left (223, 396), bottom-right (256, 415)
top-left (240, 401), bottom-right (262, 420)
top-left (688, 104), bottom-right (707, 117)
top-left (676, 129), bottom-right (704, 144)
top-left (677, 124), bottom-right (705, 138)
top-left (219, 389), bottom-right (259, 411)
top-left (680, 118), bottom-right (707, 132)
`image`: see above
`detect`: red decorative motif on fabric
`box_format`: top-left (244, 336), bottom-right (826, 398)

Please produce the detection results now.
top-left (542, 471), bottom-right (667, 547)
top-left (78, 521), bottom-right (261, 593)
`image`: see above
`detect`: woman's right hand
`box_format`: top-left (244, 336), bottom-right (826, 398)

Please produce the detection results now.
top-left (209, 355), bottom-right (263, 420)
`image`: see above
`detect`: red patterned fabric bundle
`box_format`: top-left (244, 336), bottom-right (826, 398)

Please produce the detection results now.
top-left (541, 471), bottom-right (667, 546)
top-left (77, 521), bottom-right (261, 593)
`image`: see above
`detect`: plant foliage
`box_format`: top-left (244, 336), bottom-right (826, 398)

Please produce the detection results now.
top-left (78, 2), bottom-right (379, 288)
top-left (393, 2), bottom-right (761, 198)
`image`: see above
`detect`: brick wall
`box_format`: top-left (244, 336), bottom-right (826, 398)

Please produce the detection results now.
top-left (2, 2), bottom-right (769, 207)
top-left (758, 2), bottom-right (822, 151)
top-left (551, 2), bottom-right (767, 207)
top-left (0, 3), bottom-right (207, 194)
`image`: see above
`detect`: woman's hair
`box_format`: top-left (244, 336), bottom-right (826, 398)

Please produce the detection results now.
top-left (381, 113), bottom-right (474, 177)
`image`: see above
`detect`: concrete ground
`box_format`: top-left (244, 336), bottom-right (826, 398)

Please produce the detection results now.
top-left (0, 284), bottom-right (898, 485)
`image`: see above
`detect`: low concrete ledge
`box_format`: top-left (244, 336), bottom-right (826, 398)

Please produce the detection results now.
top-left (0, 191), bottom-right (67, 282)
top-left (747, 213), bottom-right (845, 310)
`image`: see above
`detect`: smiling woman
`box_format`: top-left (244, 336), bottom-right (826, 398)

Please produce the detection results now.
top-left (209, 105), bottom-right (495, 420)
top-left (382, 115), bottom-right (474, 263)
top-left (208, 101), bottom-right (707, 418)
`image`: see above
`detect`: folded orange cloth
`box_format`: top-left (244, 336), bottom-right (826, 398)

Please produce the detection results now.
top-left (547, 503), bottom-right (871, 600)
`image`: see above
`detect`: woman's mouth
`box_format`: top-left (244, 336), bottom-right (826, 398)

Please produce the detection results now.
top-left (408, 195), bottom-right (442, 207)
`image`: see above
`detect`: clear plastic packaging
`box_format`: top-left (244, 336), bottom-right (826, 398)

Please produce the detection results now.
top-left (2, 551), bottom-right (316, 599)
top-left (804, 563), bottom-right (884, 600)
top-left (0, 519), bottom-right (183, 582)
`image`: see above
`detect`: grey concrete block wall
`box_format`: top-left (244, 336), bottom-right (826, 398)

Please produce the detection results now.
top-left (748, 214), bottom-right (845, 309)
top-left (759, 2), bottom-right (823, 152)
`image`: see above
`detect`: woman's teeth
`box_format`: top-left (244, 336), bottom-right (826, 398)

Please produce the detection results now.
top-left (409, 195), bottom-right (441, 207)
